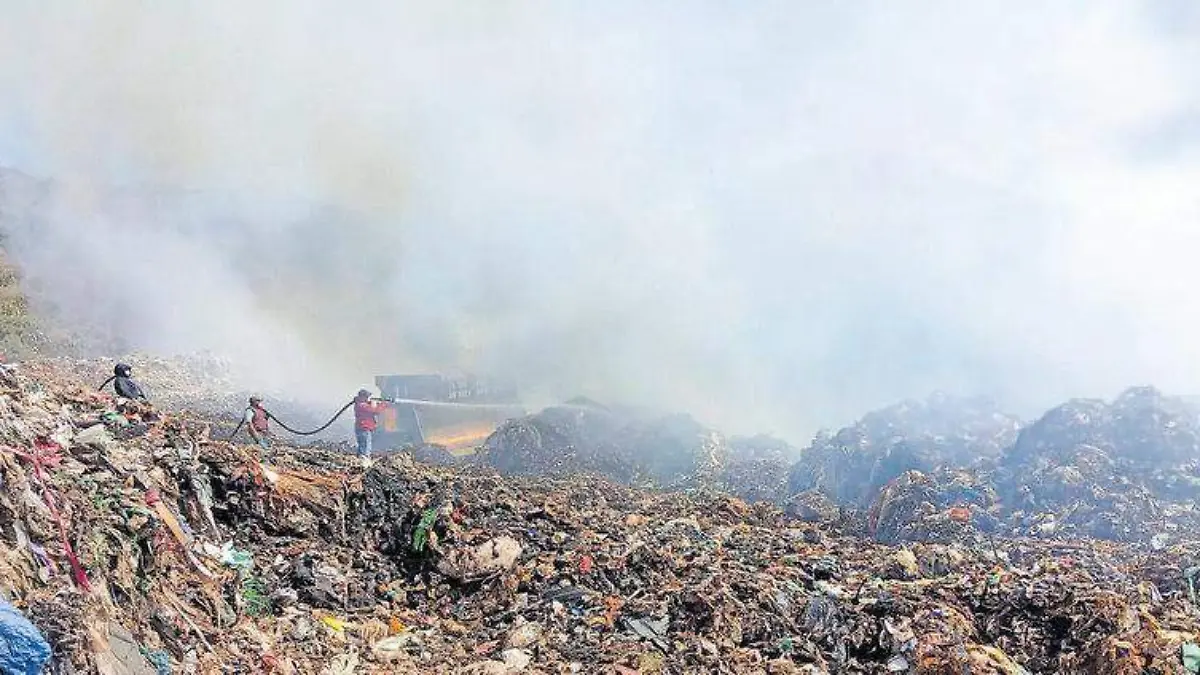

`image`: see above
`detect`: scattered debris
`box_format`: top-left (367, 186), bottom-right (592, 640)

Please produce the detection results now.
top-left (788, 392), bottom-right (1021, 508)
top-left (478, 405), bottom-right (729, 489)
top-left (0, 362), bottom-right (1199, 672)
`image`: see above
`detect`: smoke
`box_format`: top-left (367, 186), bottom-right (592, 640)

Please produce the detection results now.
top-left (0, 2), bottom-right (1199, 439)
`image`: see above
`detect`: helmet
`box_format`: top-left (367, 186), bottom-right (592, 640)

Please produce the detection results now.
top-left (249, 396), bottom-right (262, 405)
top-left (114, 363), bottom-right (132, 377)
top-left (357, 389), bottom-right (371, 398)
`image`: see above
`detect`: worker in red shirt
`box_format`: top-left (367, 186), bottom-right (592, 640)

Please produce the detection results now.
top-left (353, 389), bottom-right (387, 467)
top-left (244, 396), bottom-right (271, 449)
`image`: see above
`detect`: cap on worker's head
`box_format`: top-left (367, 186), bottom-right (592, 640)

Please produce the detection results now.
top-left (114, 363), bottom-right (132, 376)
top-left (356, 389), bottom-right (371, 399)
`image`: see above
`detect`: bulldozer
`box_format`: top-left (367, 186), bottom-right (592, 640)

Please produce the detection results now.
top-left (371, 373), bottom-right (526, 454)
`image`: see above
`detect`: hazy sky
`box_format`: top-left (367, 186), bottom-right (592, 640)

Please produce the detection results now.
top-left (1, 1), bottom-right (1199, 440)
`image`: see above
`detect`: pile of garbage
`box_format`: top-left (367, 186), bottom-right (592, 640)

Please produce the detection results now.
top-left (477, 386), bottom-right (1200, 551)
top-left (785, 387), bottom-right (1200, 548)
top-left (478, 403), bottom-right (729, 490)
top-left (478, 403), bottom-right (800, 502)
top-left (994, 386), bottom-right (1200, 543)
top-left (2, 360), bottom-right (1200, 673)
top-left (721, 435), bottom-right (800, 505)
top-left (787, 393), bottom-right (1022, 509)
top-left (863, 468), bottom-right (1000, 545)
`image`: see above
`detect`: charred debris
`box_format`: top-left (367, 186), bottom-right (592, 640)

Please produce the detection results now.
top-left (0, 359), bottom-right (1199, 673)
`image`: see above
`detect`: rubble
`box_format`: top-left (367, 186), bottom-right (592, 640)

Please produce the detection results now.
top-left (722, 435), bottom-right (799, 505)
top-left (480, 404), bottom-right (799, 505)
top-left (0, 360), bottom-right (1198, 672)
top-left (788, 393), bottom-right (1022, 508)
top-left (478, 403), bottom-right (729, 490)
top-left (785, 387), bottom-right (1200, 549)
top-left (995, 387), bottom-right (1200, 542)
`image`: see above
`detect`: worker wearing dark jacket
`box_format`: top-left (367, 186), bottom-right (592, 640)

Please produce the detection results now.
top-left (353, 389), bottom-right (387, 466)
top-left (111, 363), bottom-right (146, 401)
top-left (244, 396), bottom-right (271, 449)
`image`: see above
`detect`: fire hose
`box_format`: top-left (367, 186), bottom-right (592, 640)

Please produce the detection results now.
top-left (262, 401), bottom-right (355, 436)
top-left (228, 398), bottom-right (391, 440)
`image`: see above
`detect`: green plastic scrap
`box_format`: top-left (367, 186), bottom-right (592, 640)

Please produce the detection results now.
top-left (1183, 643), bottom-right (1200, 674)
top-left (122, 505), bottom-right (153, 524)
top-left (778, 636), bottom-right (794, 655)
top-left (101, 411), bottom-right (130, 427)
top-left (240, 576), bottom-right (270, 617)
top-left (90, 492), bottom-right (116, 512)
top-left (411, 508), bottom-right (439, 553)
top-left (205, 542), bottom-right (254, 572)
top-left (222, 548), bottom-right (253, 572)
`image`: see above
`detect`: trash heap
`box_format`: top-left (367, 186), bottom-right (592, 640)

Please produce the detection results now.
top-left (788, 387), bottom-right (1200, 548)
top-left (787, 394), bottom-right (1022, 509)
top-left (1, 361), bottom-right (1200, 673)
top-left (863, 468), bottom-right (1000, 545)
top-left (994, 386), bottom-right (1200, 543)
top-left (480, 403), bottom-right (797, 501)
top-left (478, 404), bottom-right (729, 490)
top-left (477, 401), bottom-right (630, 479)
top-left (721, 435), bottom-right (800, 505)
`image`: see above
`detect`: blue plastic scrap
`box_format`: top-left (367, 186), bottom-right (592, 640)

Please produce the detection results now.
top-left (0, 598), bottom-right (51, 675)
top-left (142, 648), bottom-right (172, 675)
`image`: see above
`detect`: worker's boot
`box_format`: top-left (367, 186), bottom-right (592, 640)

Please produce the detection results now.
top-left (360, 456), bottom-right (373, 469)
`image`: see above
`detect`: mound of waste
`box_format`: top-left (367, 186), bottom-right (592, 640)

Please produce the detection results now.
top-left (863, 468), bottom-right (1001, 544)
top-left (787, 393), bottom-right (1022, 508)
top-left (722, 435), bottom-right (800, 505)
top-left (1005, 386), bottom-right (1200, 467)
top-left (993, 386), bottom-right (1200, 543)
top-left (478, 403), bottom-right (729, 490)
top-left (478, 402), bottom-right (801, 502)
top-left (1, 362), bottom-right (1200, 672)
top-left (22, 355), bottom-right (239, 411)
top-left (476, 400), bottom-right (629, 477)
top-left (790, 387), bottom-right (1200, 548)
top-left (0, 362), bottom-right (1200, 672)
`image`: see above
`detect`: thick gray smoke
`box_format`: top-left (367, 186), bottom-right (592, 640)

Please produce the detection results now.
top-left (1, 2), bottom-right (1199, 439)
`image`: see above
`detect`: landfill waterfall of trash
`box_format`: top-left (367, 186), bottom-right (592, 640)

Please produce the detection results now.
top-left (1, 357), bottom-right (1200, 674)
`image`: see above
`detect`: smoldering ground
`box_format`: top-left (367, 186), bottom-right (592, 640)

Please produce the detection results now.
top-left (1, 2), bottom-right (1199, 440)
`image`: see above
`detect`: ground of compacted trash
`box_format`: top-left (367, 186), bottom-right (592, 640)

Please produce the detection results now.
top-left (1, 361), bottom-right (1200, 674)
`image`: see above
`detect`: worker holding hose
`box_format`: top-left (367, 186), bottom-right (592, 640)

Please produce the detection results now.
top-left (244, 396), bottom-right (272, 449)
top-left (228, 390), bottom-right (389, 461)
top-left (353, 389), bottom-right (387, 467)
top-left (230, 394), bottom-right (355, 446)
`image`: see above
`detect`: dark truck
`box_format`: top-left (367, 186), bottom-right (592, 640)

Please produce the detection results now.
top-left (372, 373), bottom-right (526, 454)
